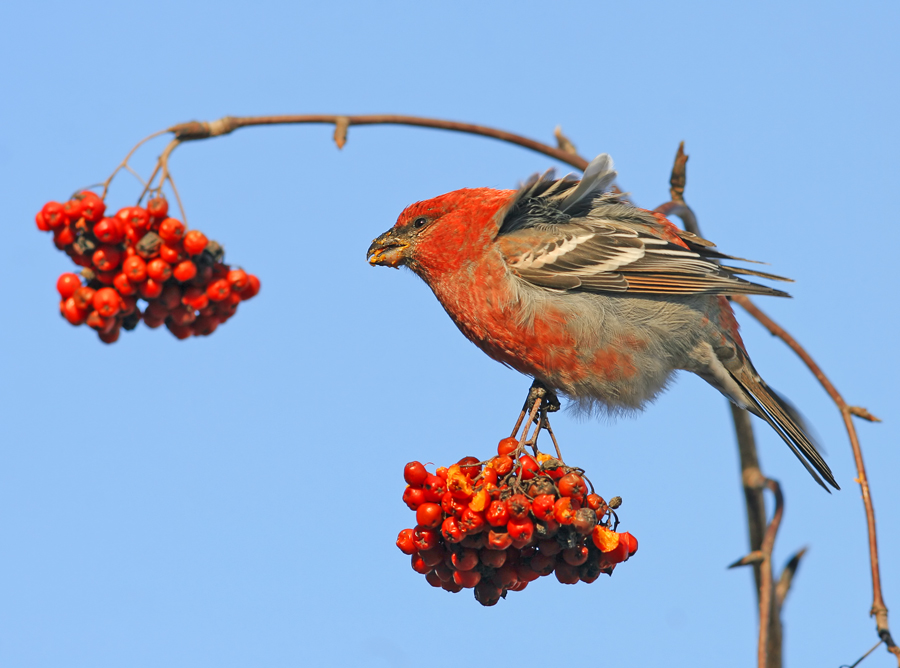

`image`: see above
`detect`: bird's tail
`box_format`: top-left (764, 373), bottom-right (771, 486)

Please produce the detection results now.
top-left (731, 364), bottom-right (839, 491)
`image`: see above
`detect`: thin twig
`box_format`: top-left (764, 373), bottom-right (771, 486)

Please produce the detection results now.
top-left (757, 477), bottom-right (785, 668)
top-left (843, 640), bottom-right (884, 668)
top-left (731, 296), bottom-right (894, 659)
top-left (100, 128), bottom-right (169, 199)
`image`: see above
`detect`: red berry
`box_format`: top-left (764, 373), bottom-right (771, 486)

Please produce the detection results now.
top-left (113, 273), bottom-right (137, 296)
top-left (238, 274), bottom-right (260, 300)
top-left (192, 315), bottom-right (218, 336)
top-left (227, 268), bottom-right (249, 291)
top-left (474, 580), bottom-right (502, 606)
top-left (402, 486), bottom-right (426, 511)
top-left (458, 508), bottom-right (486, 535)
top-left (452, 569), bottom-right (481, 589)
top-left (62, 198), bottom-right (84, 223)
top-left (168, 305), bottom-right (196, 326)
top-left (420, 547), bottom-right (445, 568)
top-left (172, 260), bottom-right (197, 282)
top-left (562, 546), bottom-right (589, 566)
top-left (410, 553), bottom-right (430, 575)
top-left (166, 320), bottom-right (193, 340)
top-left (620, 531), bottom-right (639, 556)
top-left (507, 494), bottom-right (531, 520)
top-left (586, 494), bottom-right (605, 511)
top-left (529, 553), bottom-right (556, 576)
top-left (158, 242), bottom-right (185, 265)
top-left (206, 278), bottom-right (231, 302)
top-left (35, 211), bottom-right (51, 232)
top-left (121, 206), bottom-right (151, 230)
top-left (518, 454), bottom-right (540, 480)
top-left (412, 526), bottom-right (439, 552)
top-left (72, 286), bottom-right (96, 311)
top-left (61, 297), bottom-right (87, 325)
top-left (147, 197), bottom-right (168, 219)
top-left (497, 436), bottom-right (518, 456)
top-left (456, 456), bottom-right (481, 479)
top-left (422, 475), bottom-right (447, 502)
top-left (53, 225), bottom-right (75, 247)
top-left (138, 278), bottom-right (164, 300)
top-left (441, 492), bottom-right (466, 517)
top-left (158, 217), bottom-right (185, 243)
top-left (554, 560), bottom-right (580, 585)
top-left (92, 246), bottom-right (122, 272)
top-left (41, 201), bottom-right (67, 229)
top-left (558, 472), bottom-right (587, 499)
top-left (95, 270), bottom-right (117, 285)
top-left (93, 217), bottom-right (122, 244)
top-left (159, 284), bottom-right (182, 310)
top-left (404, 461), bottom-right (429, 486)
top-left (181, 286), bottom-right (209, 310)
top-left (491, 563), bottom-right (518, 589)
top-left (146, 258), bottom-right (172, 282)
top-left (531, 494), bottom-right (557, 522)
top-left (56, 273), bottom-right (82, 299)
top-left (78, 191), bottom-right (106, 223)
top-left (98, 324), bottom-right (121, 344)
top-left (490, 455), bottom-right (513, 477)
top-left (553, 497), bottom-right (578, 525)
top-left (85, 310), bottom-right (113, 332)
top-left (182, 229), bottom-right (208, 255)
top-left (486, 529), bottom-right (512, 551)
top-left (92, 287), bottom-right (121, 318)
top-left (122, 255), bottom-right (147, 283)
top-left (485, 499), bottom-right (510, 527)
top-left (415, 503), bottom-right (443, 529)
top-left (441, 516), bottom-right (464, 543)
top-left (507, 517), bottom-right (534, 543)
top-left (451, 548), bottom-right (479, 572)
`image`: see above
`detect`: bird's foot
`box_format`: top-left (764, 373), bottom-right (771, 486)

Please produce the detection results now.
top-left (509, 380), bottom-right (564, 461)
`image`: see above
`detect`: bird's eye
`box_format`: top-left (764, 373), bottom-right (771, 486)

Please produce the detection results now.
top-left (412, 217), bottom-right (428, 229)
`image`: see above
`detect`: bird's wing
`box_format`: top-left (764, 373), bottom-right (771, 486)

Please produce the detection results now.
top-left (497, 155), bottom-right (791, 297)
top-left (498, 220), bottom-right (789, 296)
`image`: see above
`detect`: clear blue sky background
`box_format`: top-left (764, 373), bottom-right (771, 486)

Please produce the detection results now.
top-left (2, 2), bottom-right (898, 666)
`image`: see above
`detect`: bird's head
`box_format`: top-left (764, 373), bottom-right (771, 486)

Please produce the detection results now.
top-left (367, 187), bottom-right (515, 278)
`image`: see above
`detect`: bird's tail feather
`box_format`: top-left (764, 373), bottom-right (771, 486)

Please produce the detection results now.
top-left (733, 368), bottom-right (839, 491)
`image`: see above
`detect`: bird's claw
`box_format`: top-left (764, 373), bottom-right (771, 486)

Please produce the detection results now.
top-left (523, 380), bottom-right (560, 416)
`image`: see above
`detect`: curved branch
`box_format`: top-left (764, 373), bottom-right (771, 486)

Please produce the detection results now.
top-left (167, 114), bottom-right (590, 171)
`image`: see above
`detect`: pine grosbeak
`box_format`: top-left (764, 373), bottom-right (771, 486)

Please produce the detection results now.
top-left (367, 154), bottom-right (838, 490)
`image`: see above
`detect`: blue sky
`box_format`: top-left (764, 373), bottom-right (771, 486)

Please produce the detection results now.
top-left (1, 2), bottom-right (898, 666)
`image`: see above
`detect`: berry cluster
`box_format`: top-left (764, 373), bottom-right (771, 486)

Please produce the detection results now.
top-left (397, 437), bottom-right (638, 606)
top-left (36, 192), bottom-right (259, 342)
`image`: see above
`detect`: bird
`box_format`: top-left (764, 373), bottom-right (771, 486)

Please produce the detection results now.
top-left (367, 154), bottom-right (838, 491)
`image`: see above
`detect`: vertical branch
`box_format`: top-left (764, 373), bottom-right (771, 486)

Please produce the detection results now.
top-left (657, 143), bottom-right (784, 668)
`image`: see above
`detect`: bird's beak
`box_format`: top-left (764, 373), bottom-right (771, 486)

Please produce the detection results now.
top-left (367, 231), bottom-right (410, 268)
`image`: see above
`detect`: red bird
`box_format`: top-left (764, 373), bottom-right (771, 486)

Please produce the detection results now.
top-left (367, 154), bottom-right (838, 490)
